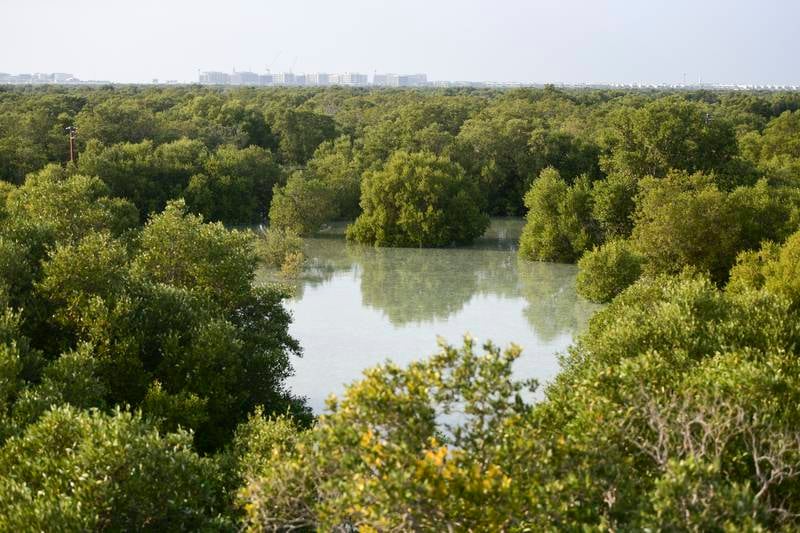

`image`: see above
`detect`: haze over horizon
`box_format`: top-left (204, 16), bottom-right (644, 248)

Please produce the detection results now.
top-left (2, 0), bottom-right (798, 85)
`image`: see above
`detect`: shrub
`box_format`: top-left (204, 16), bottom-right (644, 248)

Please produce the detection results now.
top-left (728, 229), bottom-right (800, 307)
top-left (268, 172), bottom-right (336, 235)
top-left (519, 168), bottom-right (599, 262)
top-left (347, 151), bottom-right (489, 247)
top-left (259, 227), bottom-right (305, 270)
top-left (0, 406), bottom-right (228, 531)
top-left (576, 239), bottom-right (643, 302)
top-left (242, 338), bottom-right (535, 531)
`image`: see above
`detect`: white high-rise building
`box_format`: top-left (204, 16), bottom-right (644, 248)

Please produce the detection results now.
top-left (331, 72), bottom-right (368, 86)
top-left (306, 73), bottom-right (330, 86)
top-left (398, 73), bottom-right (427, 87)
top-left (230, 71), bottom-right (259, 85)
top-left (373, 73), bottom-right (428, 87)
top-left (199, 71), bottom-right (230, 85)
top-left (272, 73), bottom-right (296, 85)
top-left (373, 73), bottom-right (392, 86)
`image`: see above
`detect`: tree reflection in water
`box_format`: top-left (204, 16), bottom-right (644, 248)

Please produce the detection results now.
top-left (255, 219), bottom-right (599, 341)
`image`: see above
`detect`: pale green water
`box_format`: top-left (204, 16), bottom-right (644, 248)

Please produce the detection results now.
top-left (256, 219), bottom-right (601, 412)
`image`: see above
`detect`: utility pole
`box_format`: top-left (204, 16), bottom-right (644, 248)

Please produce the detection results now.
top-left (65, 126), bottom-right (78, 164)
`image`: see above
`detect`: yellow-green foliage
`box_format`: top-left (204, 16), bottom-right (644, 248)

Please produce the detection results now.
top-left (729, 229), bottom-right (800, 306)
top-left (241, 275), bottom-right (800, 530)
top-left (0, 406), bottom-right (228, 531)
top-left (576, 239), bottom-right (643, 302)
top-left (259, 226), bottom-right (305, 272)
top-left (241, 337), bottom-right (534, 531)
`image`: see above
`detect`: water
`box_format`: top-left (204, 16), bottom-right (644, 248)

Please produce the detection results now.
top-left (256, 219), bottom-right (601, 412)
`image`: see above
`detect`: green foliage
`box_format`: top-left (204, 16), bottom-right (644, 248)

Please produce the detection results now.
top-left (601, 95), bottom-right (742, 185)
top-left (454, 92), bottom-right (600, 215)
top-left (242, 337), bottom-right (535, 531)
top-left (6, 164), bottom-right (138, 243)
top-left (186, 145), bottom-right (281, 223)
top-left (78, 139), bottom-right (278, 223)
top-left (347, 151), bottom-right (489, 247)
top-left (268, 137), bottom-right (365, 234)
top-left (11, 343), bottom-right (106, 429)
top-left (0, 180), bottom-right (307, 454)
top-left (303, 136), bottom-right (364, 220)
top-left (741, 110), bottom-right (800, 186)
top-left (631, 172), bottom-right (797, 283)
top-left (273, 109), bottom-right (337, 164)
top-left (0, 406), bottom-right (228, 531)
top-left (642, 457), bottom-right (763, 532)
top-left (4, 85), bottom-right (800, 530)
top-left (591, 171), bottom-right (638, 239)
top-left (75, 97), bottom-right (162, 145)
top-left (519, 168), bottom-right (599, 262)
top-left (132, 200), bottom-right (257, 309)
top-left (538, 275), bottom-right (800, 529)
top-left (258, 227), bottom-right (305, 273)
top-left (268, 171), bottom-right (337, 235)
top-left (77, 137), bottom-right (208, 216)
top-left (576, 239), bottom-right (643, 302)
top-left (231, 407), bottom-right (300, 481)
top-left (728, 229), bottom-right (800, 308)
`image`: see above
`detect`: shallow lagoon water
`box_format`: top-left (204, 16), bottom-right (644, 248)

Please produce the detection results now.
top-left (256, 219), bottom-right (601, 412)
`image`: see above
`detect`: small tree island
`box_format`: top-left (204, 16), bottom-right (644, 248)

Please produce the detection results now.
top-left (346, 151), bottom-right (489, 247)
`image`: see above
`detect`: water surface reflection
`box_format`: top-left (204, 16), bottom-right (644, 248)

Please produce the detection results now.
top-left (256, 219), bottom-right (600, 412)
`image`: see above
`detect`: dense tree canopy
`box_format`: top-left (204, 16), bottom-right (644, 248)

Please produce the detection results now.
top-left (1, 84), bottom-right (800, 529)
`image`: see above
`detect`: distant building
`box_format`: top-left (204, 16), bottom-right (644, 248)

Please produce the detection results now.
top-left (331, 72), bottom-right (367, 86)
top-left (272, 72), bottom-right (296, 85)
top-left (373, 73), bottom-right (392, 86)
top-left (230, 71), bottom-right (259, 85)
top-left (306, 73), bottom-right (329, 86)
top-left (398, 73), bottom-right (427, 87)
top-left (53, 73), bottom-right (73, 83)
top-left (373, 73), bottom-right (427, 87)
top-left (199, 71), bottom-right (230, 85)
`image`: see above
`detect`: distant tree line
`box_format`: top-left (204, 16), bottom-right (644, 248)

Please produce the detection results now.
top-left (2, 85), bottom-right (798, 246)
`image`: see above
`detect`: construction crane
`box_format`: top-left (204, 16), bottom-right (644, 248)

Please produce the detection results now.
top-left (265, 51), bottom-right (282, 73)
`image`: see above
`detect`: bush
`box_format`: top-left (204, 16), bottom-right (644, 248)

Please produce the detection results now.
top-left (518, 168), bottom-right (599, 262)
top-left (576, 239), bottom-right (643, 302)
top-left (347, 151), bottom-right (489, 247)
top-left (728, 229), bottom-right (800, 307)
top-left (268, 172), bottom-right (336, 235)
top-left (0, 406), bottom-right (228, 531)
top-left (241, 338), bottom-right (534, 531)
top-left (259, 227), bottom-right (305, 271)
top-left (591, 172), bottom-right (638, 239)
top-left (631, 172), bottom-right (797, 283)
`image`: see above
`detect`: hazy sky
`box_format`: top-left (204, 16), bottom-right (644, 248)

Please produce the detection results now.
top-left (1, 0), bottom-right (797, 85)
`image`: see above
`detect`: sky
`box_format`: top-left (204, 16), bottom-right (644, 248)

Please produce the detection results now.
top-left (1, 0), bottom-right (798, 85)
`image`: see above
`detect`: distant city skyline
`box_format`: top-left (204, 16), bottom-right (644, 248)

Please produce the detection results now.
top-left (2, 69), bottom-right (798, 90)
top-left (2, 0), bottom-right (799, 86)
